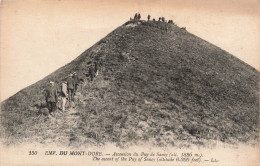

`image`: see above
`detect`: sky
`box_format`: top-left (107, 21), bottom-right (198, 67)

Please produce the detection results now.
top-left (1, 0), bottom-right (260, 101)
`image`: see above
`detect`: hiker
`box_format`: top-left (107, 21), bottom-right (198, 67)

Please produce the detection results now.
top-left (45, 81), bottom-right (58, 116)
top-left (162, 17), bottom-right (165, 22)
top-left (94, 61), bottom-right (98, 76)
top-left (66, 73), bottom-right (75, 102)
top-left (89, 65), bottom-right (95, 81)
top-left (147, 14), bottom-right (151, 21)
top-left (159, 17), bottom-right (161, 21)
top-left (137, 13), bottom-right (141, 20)
top-left (134, 13), bottom-right (138, 20)
top-left (98, 57), bottom-right (103, 67)
top-left (72, 72), bottom-right (80, 93)
top-left (61, 80), bottom-right (68, 112)
top-left (168, 20), bottom-right (173, 24)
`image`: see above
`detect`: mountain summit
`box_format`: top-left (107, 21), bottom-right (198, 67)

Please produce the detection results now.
top-left (1, 20), bottom-right (259, 147)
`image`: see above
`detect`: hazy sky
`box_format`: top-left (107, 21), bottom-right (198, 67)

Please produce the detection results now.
top-left (1, 0), bottom-right (260, 101)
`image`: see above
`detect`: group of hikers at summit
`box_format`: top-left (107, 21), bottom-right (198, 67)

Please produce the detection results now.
top-left (132, 13), bottom-right (173, 23)
top-left (44, 61), bottom-right (99, 117)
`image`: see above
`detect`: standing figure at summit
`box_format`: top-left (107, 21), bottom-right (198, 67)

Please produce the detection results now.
top-left (147, 14), bottom-right (151, 21)
top-left (134, 13), bottom-right (138, 20)
top-left (137, 13), bottom-right (141, 20)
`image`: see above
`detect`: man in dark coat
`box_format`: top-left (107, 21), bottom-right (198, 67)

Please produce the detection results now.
top-left (72, 72), bottom-right (80, 94)
top-left (66, 74), bottom-right (75, 102)
top-left (45, 81), bottom-right (58, 116)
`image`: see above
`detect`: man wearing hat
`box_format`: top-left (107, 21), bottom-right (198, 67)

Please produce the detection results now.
top-left (45, 81), bottom-right (58, 116)
top-left (61, 80), bottom-right (68, 111)
top-left (66, 73), bottom-right (75, 102)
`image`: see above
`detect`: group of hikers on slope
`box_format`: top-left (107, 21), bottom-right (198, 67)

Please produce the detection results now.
top-left (44, 61), bottom-right (99, 117)
top-left (44, 13), bottom-right (174, 117)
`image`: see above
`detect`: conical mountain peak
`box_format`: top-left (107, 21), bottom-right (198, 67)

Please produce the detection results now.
top-left (1, 19), bottom-right (259, 147)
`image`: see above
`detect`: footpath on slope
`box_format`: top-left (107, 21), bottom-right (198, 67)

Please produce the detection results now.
top-left (43, 74), bottom-right (101, 147)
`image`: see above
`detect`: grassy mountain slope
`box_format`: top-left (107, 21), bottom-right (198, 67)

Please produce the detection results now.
top-left (1, 20), bottom-right (259, 147)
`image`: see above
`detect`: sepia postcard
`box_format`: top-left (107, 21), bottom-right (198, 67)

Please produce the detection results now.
top-left (0, 0), bottom-right (259, 165)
